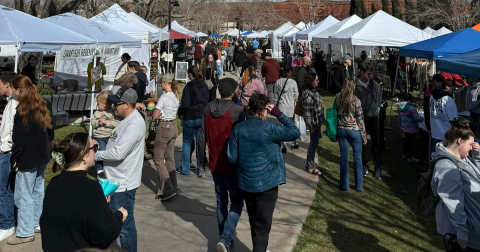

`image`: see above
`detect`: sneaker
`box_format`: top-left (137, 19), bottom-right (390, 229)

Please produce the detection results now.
top-left (158, 192), bottom-right (177, 201)
top-left (34, 227), bottom-right (41, 233)
top-left (144, 153), bottom-right (153, 160)
top-left (198, 172), bottom-right (207, 178)
top-left (374, 170), bottom-right (382, 180)
top-left (282, 148), bottom-right (287, 153)
top-left (362, 166), bottom-right (369, 177)
top-left (190, 163), bottom-right (197, 170)
top-left (0, 227), bottom-right (15, 242)
top-left (7, 236), bottom-right (35, 245)
top-left (407, 157), bottom-right (420, 163)
top-left (97, 171), bottom-right (106, 180)
top-left (292, 144), bottom-right (300, 149)
top-left (217, 241), bottom-right (229, 252)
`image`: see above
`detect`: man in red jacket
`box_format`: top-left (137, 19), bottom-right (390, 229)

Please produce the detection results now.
top-left (198, 78), bottom-right (245, 252)
top-left (261, 52), bottom-right (280, 102)
top-left (194, 41), bottom-right (203, 68)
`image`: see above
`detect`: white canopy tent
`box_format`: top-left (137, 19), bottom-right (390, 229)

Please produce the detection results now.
top-left (423, 27), bottom-right (436, 34)
top-left (195, 32), bottom-right (208, 37)
top-left (259, 30), bottom-right (269, 36)
top-left (161, 20), bottom-right (196, 37)
top-left (245, 32), bottom-right (268, 39)
top-left (221, 28), bottom-right (240, 37)
top-left (270, 22), bottom-right (296, 59)
top-left (433, 27), bottom-right (453, 37)
top-left (293, 16), bottom-right (340, 42)
top-left (128, 12), bottom-right (169, 42)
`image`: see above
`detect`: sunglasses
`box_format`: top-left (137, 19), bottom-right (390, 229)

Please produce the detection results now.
top-left (113, 102), bottom-right (126, 107)
top-left (89, 144), bottom-right (99, 153)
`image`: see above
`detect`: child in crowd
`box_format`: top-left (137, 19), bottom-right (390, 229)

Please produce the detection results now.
top-left (396, 92), bottom-right (424, 162)
top-left (91, 90), bottom-right (120, 178)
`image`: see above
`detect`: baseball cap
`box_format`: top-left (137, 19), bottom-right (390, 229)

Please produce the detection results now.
top-left (431, 74), bottom-right (445, 83)
top-left (265, 52), bottom-right (272, 57)
top-left (108, 87), bottom-right (138, 104)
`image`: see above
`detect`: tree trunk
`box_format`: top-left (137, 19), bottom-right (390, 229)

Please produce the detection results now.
top-left (405, 0), bottom-right (419, 27)
top-left (392, 0), bottom-right (402, 19)
top-left (14, 0), bottom-right (25, 12)
top-left (382, 0), bottom-right (390, 14)
top-left (371, 3), bottom-right (377, 14)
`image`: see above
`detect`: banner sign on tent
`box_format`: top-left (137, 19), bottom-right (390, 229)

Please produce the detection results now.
top-left (61, 44), bottom-right (122, 60)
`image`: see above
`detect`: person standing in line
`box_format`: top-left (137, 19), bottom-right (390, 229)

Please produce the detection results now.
top-left (200, 54), bottom-right (218, 101)
top-left (7, 76), bottom-right (54, 245)
top-left (313, 51), bottom-right (327, 88)
top-left (232, 42), bottom-right (239, 73)
top-left (223, 38), bottom-right (229, 51)
top-left (336, 78), bottom-right (367, 191)
top-left (252, 39), bottom-right (259, 51)
top-left (194, 42), bottom-right (203, 68)
top-left (261, 52), bottom-right (281, 102)
top-left (87, 57), bottom-right (106, 90)
top-left (20, 55), bottom-right (38, 85)
top-left (238, 66), bottom-right (267, 107)
top-left (225, 42), bottom-right (234, 72)
top-left (396, 92), bottom-right (424, 163)
top-left (234, 46), bottom-right (247, 83)
top-left (272, 68), bottom-right (299, 153)
top-left (302, 73), bottom-right (325, 176)
top-left (127, 61), bottom-right (147, 104)
top-left (0, 73), bottom-right (18, 242)
top-left (254, 49), bottom-right (262, 79)
top-left (40, 133), bottom-right (126, 252)
top-left (186, 40), bottom-right (195, 67)
top-left (198, 78), bottom-right (245, 252)
top-left (114, 53), bottom-right (131, 84)
top-left (295, 56), bottom-right (311, 93)
top-left (177, 66), bottom-right (209, 177)
top-left (152, 76), bottom-right (180, 201)
top-left (94, 88), bottom-right (146, 252)
top-left (354, 63), bottom-right (383, 179)
top-left (227, 94), bottom-right (300, 252)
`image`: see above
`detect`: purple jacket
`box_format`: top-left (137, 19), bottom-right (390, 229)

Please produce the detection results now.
top-left (396, 101), bottom-right (424, 133)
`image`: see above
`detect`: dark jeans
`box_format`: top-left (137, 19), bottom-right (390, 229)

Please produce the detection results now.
top-left (379, 117), bottom-right (386, 148)
top-left (212, 172), bottom-right (244, 249)
top-left (186, 59), bottom-right (193, 67)
top-left (225, 56), bottom-right (233, 71)
top-left (194, 59), bottom-right (202, 68)
top-left (244, 186), bottom-right (278, 252)
top-left (180, 119), bottom-right (202, 175)
top-left (362, 116), bottom-right (382, 170)
top-left (94, 137), bottom-right (109, 172)
top-left (163, 62), bottom-right (172, 74)
top-left (337, 128), bottom-right (363, 191)
top-left (0, 152), bottom-right (14, 230)
top-left (110, 189), bottom-right (137, 252)
top-left (403, 132), bottom-right (416, 158)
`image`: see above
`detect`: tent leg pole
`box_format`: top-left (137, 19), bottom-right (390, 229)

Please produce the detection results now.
top-left (352, 45), bottom-right (355, 76)
top-left (89, 54), bottom-right (97, 137)
top-left (14, 48), bottom-right (19, 73)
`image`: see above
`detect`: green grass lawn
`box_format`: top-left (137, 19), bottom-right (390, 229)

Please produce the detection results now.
top-left (293, 91), bottom-right (442, 252)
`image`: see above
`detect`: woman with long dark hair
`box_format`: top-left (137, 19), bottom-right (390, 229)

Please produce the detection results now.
top-left (21, 55), bottom-right (37, 85)
top-left (200, 53), bottom-right (217, 90)
top-left (7, 76), bottom-right (53, 245)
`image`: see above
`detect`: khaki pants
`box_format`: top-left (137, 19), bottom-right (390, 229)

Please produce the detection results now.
top-left (153, 120), bottom-right (178, 196)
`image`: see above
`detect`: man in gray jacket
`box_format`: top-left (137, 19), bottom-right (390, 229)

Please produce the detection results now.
top-left (354, 63), bottom-right (383, 179)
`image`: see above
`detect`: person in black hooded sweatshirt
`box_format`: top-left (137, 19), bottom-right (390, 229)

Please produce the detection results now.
top-left (127, 61), bottom-right (147, 103)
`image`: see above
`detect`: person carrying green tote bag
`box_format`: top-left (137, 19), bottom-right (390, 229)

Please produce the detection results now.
top-left (325, 97), bottom-right (338, 142)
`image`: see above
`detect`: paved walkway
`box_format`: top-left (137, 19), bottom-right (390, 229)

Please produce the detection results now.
top-left (0, 109), bottom-right (318, 252)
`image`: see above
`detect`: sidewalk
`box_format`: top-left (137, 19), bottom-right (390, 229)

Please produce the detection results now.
top-left (0, 122), bottom-right (318, 252)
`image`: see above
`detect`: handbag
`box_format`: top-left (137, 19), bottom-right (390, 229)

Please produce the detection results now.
top-left (275, 78), bottom-right (289, 107)
top-left (294, 94), bottom-right (303, 116)
top-left (325, 96), bottom-right (338, 142)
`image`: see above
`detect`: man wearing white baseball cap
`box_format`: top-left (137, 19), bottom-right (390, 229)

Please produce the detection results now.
top-left (95, 87), bottom-right (146, 252)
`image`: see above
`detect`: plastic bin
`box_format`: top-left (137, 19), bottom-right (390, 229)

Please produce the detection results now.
top-left (52, 111), bottom-right (69, 127)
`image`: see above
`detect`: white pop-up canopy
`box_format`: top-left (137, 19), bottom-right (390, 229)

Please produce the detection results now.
top-left (294, 16), bottom-right (339, 41)
top-left (162, 20), bottom-right (196, 37)
top-left (277, 22), bottom-right (307, 39)
top-left (128, 12), bottom-right (169, 42)
top-left (221, 28), bottom-right (240, 37)
top-left (271, 22), bottom-right (296, 59)
top-left (246, 32), bottom-right (268, 39)
top-left (423, 27), bottom-right (436, 34)
top-left (312, 15), bottom-right (363, 45)
top-left (328, 10), bottom-right (432, 47)
top-left (195, 32), bottom-right (208, 37)
top-left (45, 13), bottom-right (142, 48)
top-left (433, 27), bottom-right (452, 37)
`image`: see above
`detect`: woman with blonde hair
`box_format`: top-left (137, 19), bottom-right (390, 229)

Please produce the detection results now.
top-left (335, 78), bottom-right (367, 191)
top-left (7, 76), bottom-right (54, 245)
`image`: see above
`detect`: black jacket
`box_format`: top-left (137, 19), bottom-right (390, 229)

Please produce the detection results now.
top-left (234, 50), bottom-right (248, 68)
top-left (332, 64), bottom-right (349, 93)
top-left (178, 79), bottom-right (210, 120)
top-left (40, 170), bottom-right (123, 252)
top-left (296, 66), bottom-right (308, 92)
top-left (134, 72), bottom-right (147, 103)
top-left (21, 65), bottom-right (37, 85)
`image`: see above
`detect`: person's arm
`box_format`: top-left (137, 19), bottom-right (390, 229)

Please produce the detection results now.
top-left (355, 99), bottom-right (367, 144)
top-left (105, 113), bottom-right (120, 129)
top-left (269, 107), bottom-right (301, 142)
top-left (177, 85), bottom-right (191, 117)
top-left (95, 124), bottom-right (143, 162)
top-left (226, 127), bottom-right (239, 164)
top-left (444, 98), bottom-right (459, 121)
top-left (411, 107), bottom-right (424, 123)
top-left (292, 80), bottom-right (299, 102)
top-left (432, 160), bottom-right (469, 242)
top-left (394, 60), bottom-right (410, 67)
top-left (261, 63), bottom-right (266, 77)
top-left (90, 112), bottom-right (100, 129)
top-left (152, 109), bottom-right (161, 120)
top-left (198, 106), bottom-right (209, 168)
top-left (10, 115), bottom-right (28, 169)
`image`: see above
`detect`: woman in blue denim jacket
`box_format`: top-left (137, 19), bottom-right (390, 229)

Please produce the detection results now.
top-left (227, 93), bottom-right (299, 252)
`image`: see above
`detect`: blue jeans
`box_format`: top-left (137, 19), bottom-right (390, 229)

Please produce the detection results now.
top-left (212, 172), bottom-right (244, 249)
top-left (181, 119), bottom-right (202, 175)
top-left (15, 164), bottom-right (47, 237)
top-left (306, 128), bottom-right (322, 168)
top-left (94, 137), bottom-right (109, 172)
top-left (110, 189), bottom-right (137, 252)
top-left (0, 152), bottom-right (14, 230)
top-left (337, 128), bottom-right (363, 191)
top-left (217, 61), bottom-right (223, 77)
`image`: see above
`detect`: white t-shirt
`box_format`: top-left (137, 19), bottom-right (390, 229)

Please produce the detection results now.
top-left (155, 92), bottom-right (179, 120)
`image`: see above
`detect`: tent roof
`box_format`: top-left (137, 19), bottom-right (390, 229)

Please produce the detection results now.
top-left (195, 32), bottom-right (208, 37)
top-left (168, 30), bottom-right (192, 40)
top-left (210, 33), bottom-right (219, 37)
top-left (162, 21), bottom-right (196, 37)
top-left (433, 27), bottom-right (452, 37)
top-left (0, 5), bottom-right (96, 52)
top-left (243, 31), bottom-right (255, 35)
top-left (437, 48), bottom-right (480, 78)
top-left (423, 27), bottom-right (436, 34)
top-left (295, 22), bottom-right (307, 30)
top-left (328, 10), bottom-right (432, 47)
top-left (272, 22), bottom-right (295, 35)
top-left (295, 15), bottom-right (339, 41)
top-left (90, 4), bottom-right (151, 43)
top-left (312, 15), bottom-right (363, 44)
top-left (45, 13), bottom-right (141, 48)
top-left (400, 28), bottom-right (480, 59)
top-left (221, 28), bottom-right (240, 37)
top-left (128, 12), bottom-right (169, 42)
top-left (246, 32), bottom-right (267, 38)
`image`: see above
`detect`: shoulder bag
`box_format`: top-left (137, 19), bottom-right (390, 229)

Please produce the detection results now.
top-left (325, 96), bottom-right (338, 142)
top-left (275, 78), bottom-right (289, 107)
top-left (294, 91), bottom-right (303, 116)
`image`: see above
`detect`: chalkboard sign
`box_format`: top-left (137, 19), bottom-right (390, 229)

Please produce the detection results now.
top-left (175, 62), bottom-right (189, 81)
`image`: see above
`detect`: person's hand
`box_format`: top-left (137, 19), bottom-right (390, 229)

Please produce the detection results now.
top-left (135, 103), bottom-right (146, 111)
top-left (99, 118), bottom-right (106, 125)
top-left (118, 207), bottom-right (128, 222)
top-left (473, 142), bottom-right (480, 152)
top-left (106, 196), bottom-right (111, 204)
top-left (266, 104), bottom-right (274, 113)
top-left (457, 239), bottom-right (468, 249)
top-left (91, 139), bottom-right (98, 146)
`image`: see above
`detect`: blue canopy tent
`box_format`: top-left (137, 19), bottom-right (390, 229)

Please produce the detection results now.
top-left (242, 31), bottom-right (254, 36)
top-left (437, 49), bottom-right (480, 78)
top-left (209, 33), bottom-right (219, 37)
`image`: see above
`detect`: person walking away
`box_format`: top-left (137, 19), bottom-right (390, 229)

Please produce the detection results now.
top-left (216, 46), bottom-right (224, 79)
top-left (238, 66), bottom-right (267, 107)
top-left (0, 73), bottom-right (18, 242)
top-left (223, 38), bottom-right (229, 50)
top-left (336, 78), bottom-right (367, 191)
top-left (252, 39), bottom-right (259, 51)
top-left (431, 119), bottom-right (480, 251)
top-left (302, 73), bottom-right (325, 176)
top-left (254, 49), bottom-right (262, 79)
top-left (423, 79), bottom-right (438, 131)
top-left (94, 88), bottom-right (146, 252)
top-left (272, 67), bottom-right (299, 153)
top-left (91, 90), bottom-right (120, 179)
top-left (87, 57), bottom-right (106, 90)
top-left (234, 47), bottom-right (247, 83)
top-left (205, 40), bottom-right (214, 56)
top-left (396, 92), bottom-right (424, 162)
top-left (374, 76), bottom-right (388, 150)
top-left (430, 74), bottom-right (458, 153)
top-left (194, 42), bottom-right (203, 68)
top-left (227, 94), bottom-right (300, 252)
top-left (313, 51), bottom-right (327, 88)
top-left (152, 76), bottom-right (180, 201)
top-left (186, 40), bottom-right (194, 67)
top-left (177, 66), bottom-right (209, 177)
top-left (40, 133), bottom-right (126, 252)
top-left (21, 55), bottom-right (38, 85)
top-left (354, 63), bottom-right (383, 179)
top-left (8, 76), bottom-right (54, 245)
top-left (114, 53), bottom-right (131, 84)
top-left (261, 52), bottom-right (281, 101)
top-left (295, 56), bottom-right (311, 93)
top-left (331, 55), bottom-right (352, 93)
top-left (198, 78), bottom-right (245, 252)
top-left (232, 42), bottom-right (239, 73)
top-left (200, 54), bottom-right (219, 101)
top-left (225, 42), bottom-right (234, 72)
